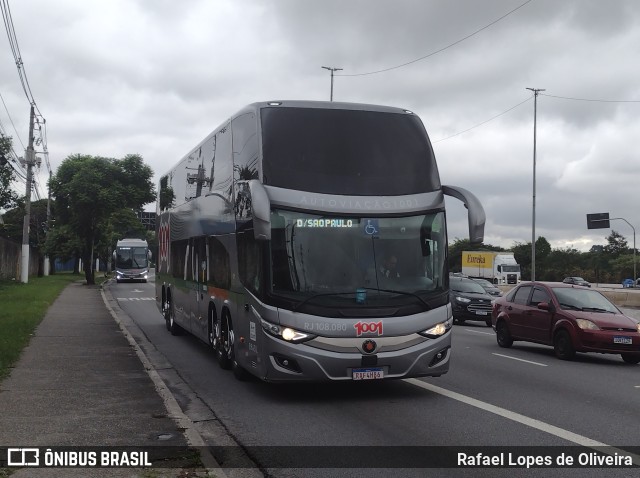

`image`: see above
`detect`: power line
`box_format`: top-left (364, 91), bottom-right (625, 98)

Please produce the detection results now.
top-left (339, 0), bottom-right (533, 77)
top-left (541, 93), bottom-right (640, 103)
top-left (432, 95), bottom-right (533, 143)
top-left (1, 0), bottom-right (42, 116)
top-left (0, 90), bottom-right (25, 150)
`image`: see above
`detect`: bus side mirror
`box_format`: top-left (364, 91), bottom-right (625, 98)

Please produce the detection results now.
top-left (248, 180), bottom-right (271, 241)
top-left (148, 250), bottom-right (152, 260)
top-left (112, 250), bottom-right (116, 261)
top-left (442, 185), bottom-right (486, 244)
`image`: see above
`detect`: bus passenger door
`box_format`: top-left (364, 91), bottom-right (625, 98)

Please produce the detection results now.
top-left (236, 229), bottom-right (264, 377)
top-left (231, 295), bottom-right (256, 377)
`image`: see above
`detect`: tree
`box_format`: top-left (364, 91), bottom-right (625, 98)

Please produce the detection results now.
top-left (0, 135), bottom-right (20, 210)
top-left (512, 241), bottom-right (531, 280)
top-left (534, 236), bottom-right (552, 278)
top-left (511, 236), bottom-right (552, 280)
top-left (49, 154), bottom-right (155, 284)
top-left (0, 199), bottom-right (48, 247)
top-left (603, 230), bottom-right (629, 257)
top-left (159, 175), bottom-right (175, 211)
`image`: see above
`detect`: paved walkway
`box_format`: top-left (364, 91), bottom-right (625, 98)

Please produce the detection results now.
top-left (0, 281), bottom-right (215, 477)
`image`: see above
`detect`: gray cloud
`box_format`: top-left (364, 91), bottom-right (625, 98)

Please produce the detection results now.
top-left (2, 0), bottom-right (639, 251)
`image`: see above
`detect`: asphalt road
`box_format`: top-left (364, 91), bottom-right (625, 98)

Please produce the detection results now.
top-left (108, 279), bottom-right (640, 478)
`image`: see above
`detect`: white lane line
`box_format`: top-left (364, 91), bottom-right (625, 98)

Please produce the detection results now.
top-left (492, 353), bottom-right (548, 367)
top-left (464, 329), bottom-right (494, 336)
top-left (404, 378), bottom-right (640, 465)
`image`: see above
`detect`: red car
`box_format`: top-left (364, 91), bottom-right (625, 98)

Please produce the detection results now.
top-left (491, 281), bottom-right (640, 364)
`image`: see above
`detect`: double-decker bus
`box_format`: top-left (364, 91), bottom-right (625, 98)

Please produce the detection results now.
top-left (113, 238), bottom-right (151, 283)
top-left (156, 100), bottom-right (485, 382)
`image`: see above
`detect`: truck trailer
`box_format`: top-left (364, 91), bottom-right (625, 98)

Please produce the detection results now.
top-left (461, 251), bottom-right (520, 284)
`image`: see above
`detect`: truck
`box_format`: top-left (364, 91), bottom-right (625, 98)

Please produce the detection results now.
top-left (461, 251), bottom-right (520, 284)
top-left (113, 238), bottom-right (151, 283)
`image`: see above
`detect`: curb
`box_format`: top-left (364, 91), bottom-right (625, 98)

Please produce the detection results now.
top-left (100, 282), bottom-right (228, 478)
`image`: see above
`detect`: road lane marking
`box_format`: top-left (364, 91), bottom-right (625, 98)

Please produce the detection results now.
top-left (404, 378), bottom-right (640, 465)
top-left (116, 297), bottom-right (155, 301)
top-left (492, 353), bottom-right (548, 367)
top-left (464, 329), bottom-right (494, 336)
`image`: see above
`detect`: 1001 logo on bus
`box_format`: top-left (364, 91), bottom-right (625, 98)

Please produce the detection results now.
top-left (354, 320), bottom-right (383, 337)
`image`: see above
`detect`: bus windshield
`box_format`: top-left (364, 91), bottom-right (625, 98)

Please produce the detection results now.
top-left (261, 107), bottom-right (440, 195)
top-left (268, 209), bottom-right (446, 314)
top-left (115, 247), bottom-right (149, 269)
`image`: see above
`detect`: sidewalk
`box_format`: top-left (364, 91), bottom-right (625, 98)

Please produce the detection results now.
top-left (0, 280), bottom-right (212, 477)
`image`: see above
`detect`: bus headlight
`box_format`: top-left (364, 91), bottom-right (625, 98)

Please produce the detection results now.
top-left (419, 318), bottom-right (453, 338)
top-left (260, 318), bottom-right (316, 343)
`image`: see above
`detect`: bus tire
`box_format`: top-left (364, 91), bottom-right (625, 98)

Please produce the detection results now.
top-left (165, 296), bottom-right (182, 336)
top-left (208, 305), bottom-right (219, 350)
top-left (217, 311), bottom-right (233, 370)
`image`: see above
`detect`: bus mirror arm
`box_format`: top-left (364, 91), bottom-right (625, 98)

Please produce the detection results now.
top-left (248, 180), bottom-right (272, 241)
top-left (442, 185), bottom-right (486, 244)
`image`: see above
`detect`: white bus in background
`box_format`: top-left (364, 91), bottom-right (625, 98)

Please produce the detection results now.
top-left (156, 100), bottom-right (485, 382)
top-left (113, 238), bottom-right (151, 283)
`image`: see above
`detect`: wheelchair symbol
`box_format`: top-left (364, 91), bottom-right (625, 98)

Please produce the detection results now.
top-left (364, 220), bottom-right (378, 235)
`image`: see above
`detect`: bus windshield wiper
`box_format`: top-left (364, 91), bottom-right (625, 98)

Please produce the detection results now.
top-left (292, 288), bottom-right (431, 313)
top-left (292, 292), bottom-right (358, 312)
top-left (366, 287), bottom-right (432, 311)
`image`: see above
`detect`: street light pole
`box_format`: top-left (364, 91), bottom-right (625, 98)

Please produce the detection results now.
top-left (526, 87), bottom-right (545, 281)
top-left (321, 66), bottom-right (342, 101)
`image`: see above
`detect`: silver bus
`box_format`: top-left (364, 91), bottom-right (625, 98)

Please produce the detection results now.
top-left (156, 100), bottom-right (485, 382)
top-left (113, 238), bottom-right (151, 283)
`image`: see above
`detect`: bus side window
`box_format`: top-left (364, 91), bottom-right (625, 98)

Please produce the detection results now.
top-left (208, 237), bottom-right (231, 289)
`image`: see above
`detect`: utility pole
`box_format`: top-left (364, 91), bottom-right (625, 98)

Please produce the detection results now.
top-left (526, 87), bottom-right (544, 281)
top-left (321, 66), bottom-right (342, 101)
top-left (21, 104), bottom-right (36, 283)
top-left (44, 166), bottom-right (52, 276)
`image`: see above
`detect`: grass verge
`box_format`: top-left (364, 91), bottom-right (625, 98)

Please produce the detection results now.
top-left (0, 272), bottom-right (86, 381)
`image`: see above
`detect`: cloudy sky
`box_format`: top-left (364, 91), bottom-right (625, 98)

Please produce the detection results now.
top-left (1, 0), bottom-right (639, 251)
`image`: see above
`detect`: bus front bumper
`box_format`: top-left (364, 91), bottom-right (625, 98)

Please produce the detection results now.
top-left (259, 332), bottom-right (451, 382)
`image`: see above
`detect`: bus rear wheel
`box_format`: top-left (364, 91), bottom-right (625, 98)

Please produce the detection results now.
top-left (164, 297), bottom-right (181, 336)
top-left (217, 312), bottom-right (233, 370)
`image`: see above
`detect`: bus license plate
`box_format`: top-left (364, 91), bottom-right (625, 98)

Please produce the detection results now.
top-left (613, 336), bottom-right (632, 345)
top-left (352, 368), bottom-right (384, 380)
